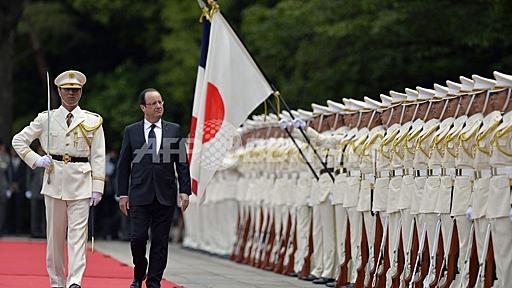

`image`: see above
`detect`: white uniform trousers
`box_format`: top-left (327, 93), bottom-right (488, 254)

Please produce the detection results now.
top-left (45, 195), bottom-right (89, 287)
top-left (334, 204), bottom-right (349, 279)
top-left (363, 211), bottom-right (377, 286)
top-left (294, 205), bottom-right (312, 273)
top-left (491, 217), bottom-right (512, 288)
top-left (347, 207), bottom-right (362, 283)
top-left (453, 215), bottom-right (472, 288)
top-left (310, 203), bottom-right (323, 277)
top-left (385, 211), bottom-right (401, 288)
top-left (319, 200), bottom-right (336, 279)
top-left (283, 206), bottom-right (297, 269)
top-left (270, 205), bottom-right (283, 265)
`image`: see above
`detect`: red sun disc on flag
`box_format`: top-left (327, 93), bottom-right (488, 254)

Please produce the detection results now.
top-left (202, 82), bottom-right (225, 144)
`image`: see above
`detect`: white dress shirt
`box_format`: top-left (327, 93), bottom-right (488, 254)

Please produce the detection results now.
top-left (144, 118), bottom-right (162, 153)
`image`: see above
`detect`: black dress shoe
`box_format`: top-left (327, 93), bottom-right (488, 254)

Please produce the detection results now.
top-left (325, 281), bottom-right (336, 287)
top-left (286, 271), bottom-right (298, 277)
top-left (312, 277), bottom-right (335, 284)
top-left (69, 284), bottom-right (81, 288)
top-left (300, 274), bottom-right (318, 281)
top-left (130, 279), bottom-right (142, 288)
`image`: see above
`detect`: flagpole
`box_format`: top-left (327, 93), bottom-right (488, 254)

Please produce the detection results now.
top-left (265, 98), bottom-right (319, 181)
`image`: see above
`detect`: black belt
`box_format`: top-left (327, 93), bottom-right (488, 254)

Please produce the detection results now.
top-left (51, 154), bottom-right (89, 163)
top-left (320, 167), bottom-right (334, 175)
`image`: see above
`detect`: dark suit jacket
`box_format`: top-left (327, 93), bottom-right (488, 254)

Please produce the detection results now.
top-left (116, 120), bottom-right (191, 206)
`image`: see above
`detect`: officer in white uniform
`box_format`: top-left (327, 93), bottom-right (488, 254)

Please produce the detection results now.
top-left (12, 70), bottom-right (105, 288)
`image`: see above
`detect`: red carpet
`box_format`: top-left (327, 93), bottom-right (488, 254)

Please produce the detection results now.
top-left (0, 240), bottom-right (182, 288)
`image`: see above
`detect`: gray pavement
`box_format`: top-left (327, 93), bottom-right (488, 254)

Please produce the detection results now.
top-left (95, 240), bottom-right (321, 288)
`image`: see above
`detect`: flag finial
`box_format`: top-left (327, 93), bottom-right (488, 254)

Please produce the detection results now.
top-left (198, 0), bottom-right (220, 22)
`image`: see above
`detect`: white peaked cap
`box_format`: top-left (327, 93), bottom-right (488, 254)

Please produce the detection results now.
top-left (252, 115), bottom-right (264, 121)
top-left (446, 80), bottom-right (462, 95)
top-left (416, 86), bottom-right (436, 100)
top-left (311, 103), bottom-right (333, 115)
top-left (268, 113), bottom-right (279, 121)
top-left (54, 70), bottom-right (87, 88)
top-left (326, 100), bottom-right (346, 113)
top-left (434, 84), bottom-right (449, 98)
top-left (380, 94), bottom-right (393, 106)
top-left (459, 76), bottom-right (474, 92)
top-left (280, 110), bottom-right (292, 120)
top-left (493, 71), bottom-right (512, 88)
top-left (389, 90), bottom-right (407, 104)
top-left (291, 110), bottom-right (301, 119)
top-left (364, 96), bottom-right (385, 110)
top-left (405, 88), bottom-right (419, 102)
top-left (298, 109), bottom-right (314, 120)
top-left (472, 74), bottom-right (496, 90)
top-left (350, 99), bottom-right (370, 111)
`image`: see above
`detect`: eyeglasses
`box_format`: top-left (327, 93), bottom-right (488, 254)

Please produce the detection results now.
top-left (145, 100), bottom-right (164, 107)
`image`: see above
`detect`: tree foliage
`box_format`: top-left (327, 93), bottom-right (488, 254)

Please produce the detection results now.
top-left (5, 0), bottom-right (512, 149)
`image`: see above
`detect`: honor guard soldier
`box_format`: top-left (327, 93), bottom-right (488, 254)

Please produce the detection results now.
top-left (487, 71), bottom-right (512, 287)
top-left (12, 70), bottom-right (106, 288)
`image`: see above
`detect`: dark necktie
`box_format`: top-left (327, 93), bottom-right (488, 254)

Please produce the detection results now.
top-left (66, 113), bottom-right (73, 127)
top-left (148, 124), bottom-right (157, 155)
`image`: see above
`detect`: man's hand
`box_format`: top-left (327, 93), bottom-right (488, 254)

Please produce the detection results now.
top-left (90, 192), bottom-right (102, 206)
top-left (34, 155), bottom-right (51, 168)
top-left (179, 193), bottom-right (189, 212)
top-left (119, 197), bottom-right (129, 216)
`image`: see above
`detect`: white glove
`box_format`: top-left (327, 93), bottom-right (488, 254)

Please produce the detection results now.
top-left (466, 206), bottom-right (474, 220)
top-left (292, 118), bottom-right (305, 129)
top-left (90, 192), bottom-right (102, 206)
top-left (5, 189), bottom-right (12, 199)
top-left (25, 191), bottom-right (32, 199)
top-left (34, 155), bottom-right (51, 168)
top-left (279, 119), bottom-right (290, 130)
top-left (509, 208), bottom-right (512, 223)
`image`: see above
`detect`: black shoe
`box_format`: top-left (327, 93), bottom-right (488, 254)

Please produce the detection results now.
top-left (300, 274), bottom-right (318, 281)
top-left (312, 277), bottom-right (335, 284)
top-left (325, 282), bottom-right (336, 287)
top-left (130, 279), bottom-right (142, 288)
top-left (342, 283), bottom-right (355, 288)
top-left (286, 271), bottom-right (298, 277)
top-left (69, 285), bottom-right (81, 288)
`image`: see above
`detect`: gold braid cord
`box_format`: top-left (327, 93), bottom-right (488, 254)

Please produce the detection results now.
top-left (78, 114), bottom-right (103, 148)
top-left (493, 123), bottom-right (512, 157)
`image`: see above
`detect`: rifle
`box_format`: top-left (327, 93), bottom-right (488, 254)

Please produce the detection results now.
top-left (371, 215), bottom-right (389, 288)
top-left (274, 210), bottom-right (292, 273)
top-left (283, 212), bottom-right (298, 275)
top-left (253, 206), bottom-right (269, 267)
top-left (403, 218), bottom-right (419, 287)
top-left (260, 210), bottom-right (275, 269)
top-left (458, 223), bottom-right (474, 288)
top-left (426, 216), bottom-right (444, 287)
top-left (354, 217), bottom-right (369, 288)
top-left (437, 219), bottom-right (458, 288)
top-left (230, 204), bottom-right (243, 261)
top-left (409, 222), bottom-right (427, 288)
top-left (335, 219), bottom-right (351, 287)
top-left (299, 214), bottom-right (314, 279)
top-left (236, 206), bottom-right (252, 263)
top-left (475, 222), bottom-right (491, 288)
top-left (390, 217), bottom-right (404, 288)
top-left (242, 205), bottom-right (256, 264)
top-left (249, 206), bottom-right (264, 266)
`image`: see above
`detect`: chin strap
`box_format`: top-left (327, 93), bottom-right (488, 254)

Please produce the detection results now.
top-left (399, 106), bottom-right (406, 124)
top-left (440, 99), bottom-right (449, 120)
top-left (465, 93), bottom-right (476, 115)
top-left (368, 110), bottom-right (376, 128)
top-left (412, 103), bottom-right (419, 121)
top-left (423, 101), bottom-right (433, 121)
top-left (356, 112), bottom-right (362, 128)
top-left (482, 90), bottom-right (490, 115)
top-left (454, 97), bottom-right (461, 118)
top-left (502, 88), bottom-right (511, 112)
top-left (333, 113), bottom-right (339, 130)
top-left (317, 114), bottom-right (324, 131)
top-left (385, 107), bottom-right (394, 127)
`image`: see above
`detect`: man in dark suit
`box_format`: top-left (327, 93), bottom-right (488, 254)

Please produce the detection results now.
top-left (116, 88), bottom-right (191, 288)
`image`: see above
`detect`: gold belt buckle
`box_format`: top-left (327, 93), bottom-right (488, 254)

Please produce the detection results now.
top-left (63, 153), bottom-right (71, 164)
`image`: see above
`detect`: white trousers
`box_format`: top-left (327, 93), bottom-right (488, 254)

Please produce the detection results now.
top-left (491, 217), bottom-right (512, 288)
top-left (334, 204), bottom-right (349, 278)
top-left (347, 207), bottom-right (362, 283)
top-left (385, 211), bottom-right (401, 288)
top-left (45, 196), bottom-right (89, 288)
top-left (294, 205), bottom-right (312, 273)
top-left (310, 203), bottom-right (323, 277)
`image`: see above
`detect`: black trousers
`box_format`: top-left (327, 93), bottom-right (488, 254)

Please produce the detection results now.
top-left (129, 198), bottom-right (175, 287)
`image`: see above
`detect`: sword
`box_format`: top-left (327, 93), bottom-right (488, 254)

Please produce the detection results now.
top-left (46, 71), bottom-right (54, 184)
